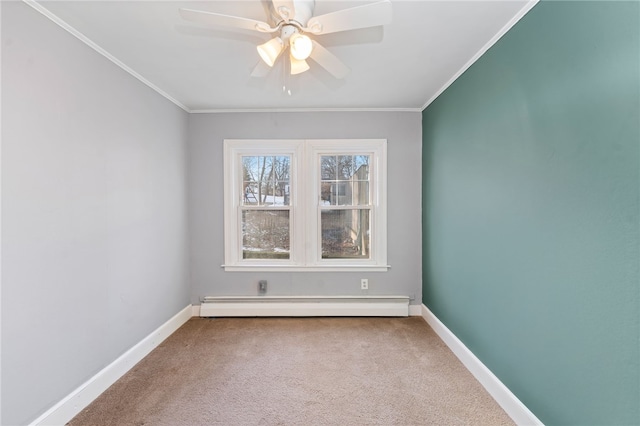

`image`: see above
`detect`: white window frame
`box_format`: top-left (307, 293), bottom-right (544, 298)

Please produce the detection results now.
top-left (223, 139), bottom-right (388, 272)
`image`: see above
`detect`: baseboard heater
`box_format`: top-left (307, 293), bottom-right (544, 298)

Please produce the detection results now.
top-left (199, 296), bottom-right (410, 317)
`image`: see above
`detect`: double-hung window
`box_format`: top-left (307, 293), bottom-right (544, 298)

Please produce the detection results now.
top-left (223, 139), bottom-right (387, 271)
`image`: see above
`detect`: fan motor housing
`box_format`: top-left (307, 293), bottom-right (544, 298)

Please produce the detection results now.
top-left (272, 0), bottom-right (315, 27)
top-left (281, 24), bottom-right (297, 41)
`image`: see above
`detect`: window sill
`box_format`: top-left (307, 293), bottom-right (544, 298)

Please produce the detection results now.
top-left (222, 264), bottom-right (390, 272)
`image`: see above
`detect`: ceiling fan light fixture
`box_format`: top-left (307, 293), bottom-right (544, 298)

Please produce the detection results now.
top-left (181, 0), bottom-right (393, 80)
top-left (257, 37), bottom-right (284, 67)
top-left (290, 56), bottom-right (310, 75)
top-left (289, 33), bottom-right (313, 60)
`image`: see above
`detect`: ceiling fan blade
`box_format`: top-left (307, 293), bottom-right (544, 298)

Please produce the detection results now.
top-left (309, 40), bottom-right (350, 79)
top-left (179, 8), bottom-right (275, 33)
top-left (272, 0), bottom-right (296, 22)
top-left (251, 60), bottom-right (272, 78)
top-left (305, 0), bottom-right (392, 35)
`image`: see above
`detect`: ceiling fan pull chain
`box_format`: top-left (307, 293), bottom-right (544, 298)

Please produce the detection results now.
top-left (282, 50), bottom-right (287, 94)
top-left (179, 0), bottom-right (391, 80)
top-left (282, 51), bottom-right (293, 96)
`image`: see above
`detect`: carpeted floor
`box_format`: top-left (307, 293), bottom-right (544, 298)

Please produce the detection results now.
top-left (68, 317), bottom-right (514, 425)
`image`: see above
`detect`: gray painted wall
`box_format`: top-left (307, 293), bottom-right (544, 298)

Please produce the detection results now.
top-left (1, 3), bottom-right (190, 424)
top-left (188, 112), bottom-right (422, 304)
top-left (422, 1), bottom-right (639, 424)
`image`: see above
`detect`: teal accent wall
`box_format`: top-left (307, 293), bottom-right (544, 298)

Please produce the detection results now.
top-left (422, 1), bottom-right (639, 425)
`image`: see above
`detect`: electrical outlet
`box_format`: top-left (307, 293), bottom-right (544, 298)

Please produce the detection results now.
top-left (259, 280), bottom-right (267, 294)
top-left (361, 278), bottom-right (369, 290)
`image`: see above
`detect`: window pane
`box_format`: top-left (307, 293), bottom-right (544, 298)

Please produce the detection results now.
top-left (321, 156), bottom-right (337, 180)
top-left (321, 209), bottom-right (370, 259)
top-left (353, 155), bottom-right (369, 179)
top-left (243, 156), bottom-right (290, 206)
top-left (242, 210), bottom-right (290, 259)
top-left (320, 155), bottom-right (370, 206)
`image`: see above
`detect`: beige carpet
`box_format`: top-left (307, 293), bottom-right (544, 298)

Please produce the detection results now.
top-left (68, 317), bottom-right (514, 425)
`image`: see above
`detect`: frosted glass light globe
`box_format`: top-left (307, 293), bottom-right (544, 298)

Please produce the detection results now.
top-left (290, 33), bottom-right (313, 61)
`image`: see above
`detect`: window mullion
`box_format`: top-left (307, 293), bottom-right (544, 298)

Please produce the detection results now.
top-left (285, 140), bottom-right (304, 266)
top-left (304, 140), bottom-right (317, 266)
top-left (224, 139), bottom-right (387, 271)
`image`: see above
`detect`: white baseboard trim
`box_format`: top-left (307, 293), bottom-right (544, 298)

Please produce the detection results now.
top-left (408, 304), bottom-right (422, 316)
top-left (191, 304), bottom-right (201, 317)
top-left (421, 305), bottom-right (542, 426)
top-left (200, 296), bottom-right (409, 317)
top-left (30, 304), bottom-right (193, 426)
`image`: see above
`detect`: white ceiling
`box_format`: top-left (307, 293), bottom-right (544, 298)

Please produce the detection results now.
top-left (32, 0), bottom-right (536, 112)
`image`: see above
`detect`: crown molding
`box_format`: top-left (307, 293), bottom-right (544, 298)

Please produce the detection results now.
top-left (190, 107), bottom-right (422, 114)
top-left (23, 0), bottom-right (537, 115)
top-left (20, 1), bottom-right (422, 115)
top-left (421, 0), bottom-right (539, 112)
top-left (22, 0), bottom-right (190, 113)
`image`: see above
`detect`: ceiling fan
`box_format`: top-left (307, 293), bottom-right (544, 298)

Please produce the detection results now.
top-left (179, 0), bottom-right (392, 79)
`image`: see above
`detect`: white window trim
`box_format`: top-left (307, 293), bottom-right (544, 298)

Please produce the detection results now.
top-left (223, 139), bottom-right (388, 272)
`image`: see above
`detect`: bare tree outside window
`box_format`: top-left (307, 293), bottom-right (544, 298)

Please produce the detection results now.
top-left (224, 139), bottom-right (387, 271)
top-left (242, 156), bottom-right (290, 206)
top-left (241, 156), bottom-right (291, 259)
top-left (320, 155), bottom-right (371, 259)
